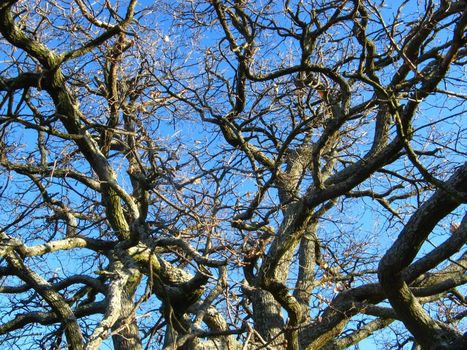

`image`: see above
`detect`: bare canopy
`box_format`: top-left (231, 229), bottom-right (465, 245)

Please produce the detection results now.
top-left (0, 1), bottom-right (466, 349)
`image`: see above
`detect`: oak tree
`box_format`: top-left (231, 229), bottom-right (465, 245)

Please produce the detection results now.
top-left (0, 1), bottom-right (466, 349)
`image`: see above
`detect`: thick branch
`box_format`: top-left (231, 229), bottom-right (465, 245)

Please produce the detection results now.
top-left (378, 163), bottom-right (467, 349)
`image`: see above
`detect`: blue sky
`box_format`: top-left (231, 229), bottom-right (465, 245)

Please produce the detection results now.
top-left (0, 1), bottom-right (465, 349)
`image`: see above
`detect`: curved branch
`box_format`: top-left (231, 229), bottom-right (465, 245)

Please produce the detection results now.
top-left (0, 301), bottom-right (105, 335)
top-left (0, 274), bottom-right (106, 294)
top-left (378, 163), bottom-right (467, 349)
top-left (4, 251), bottom-right (85, 349)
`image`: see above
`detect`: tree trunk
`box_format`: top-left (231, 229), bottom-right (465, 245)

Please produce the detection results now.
top-left (112, 284), bottom-right (142, 350)
top-left (251, 289), bottom-right (285, 345)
